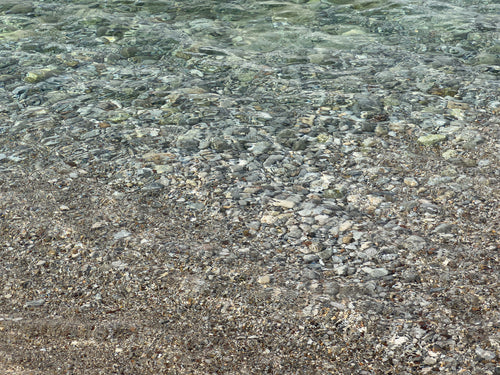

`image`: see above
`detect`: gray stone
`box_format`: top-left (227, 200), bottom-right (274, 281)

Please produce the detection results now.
top-left (475, 347), bottom-right (496, 361)
top-left (113, 230), bottom-right (132, 240)
top-left (176, 135), bottom-right (200, 150)
top-left (318, 248), bottom-right (333, 260)
top-left (7, 3), bottom-right (35, 14)
top-left (324, 282), bottom-right (340, 296)
top-left (302, 268), bottom-right (320, 280)
top-left (362, 267), bottom-right (389, 278)
top-left (250, 141), bottom-right (272, 155)
top-left (434, 223), bottom-right (454, 233)
top-left (24, 299), bottom-right (45, 308)
top-left (334, 265), bottom-right (348, 276)
top-left (423, 356), bottom-right (437, 365)
top-left (111, 260), bottom-right (128, 270)
top-left (402, 270), bottom-right (421, 283)
top-left (403, 235), bottom-right (426, 251)
top-left (263, 154), bottom-right (284, 167)
top-left (303, 254), bottom-right (320, 263)
top-left (331, 255), bottom-right (344, 264)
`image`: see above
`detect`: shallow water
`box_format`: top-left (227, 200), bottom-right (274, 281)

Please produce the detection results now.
top-left (3, 1), bottom-right (498, 65)
top-left (110, 0), bottom-right (499, 60)
top-left (0, 0), bottom-right (498, 139)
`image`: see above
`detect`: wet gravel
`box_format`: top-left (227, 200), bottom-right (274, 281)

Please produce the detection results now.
top-left (0, 0), bottom-right (499, 373)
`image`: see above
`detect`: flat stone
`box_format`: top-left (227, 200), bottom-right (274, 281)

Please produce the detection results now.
top-left (303, 254), bottom-right (319, 263)
top-left (475, 347), bottom-right (496, 361)
top-left (339, 221), bottom-right (353, 232)
top-left (142, 152), bottom-right (176, 164)
top-left (111, 260), bottom-right (128, 270)
top-left (7, 3), bottom-right (35, 14)
top-left (318, 248), bottom-right (333, 260)
top-left (334, 265), bottom-right (348, 276)
top-left (362, 267), bottom-right (389, 278)
top-left (272, 199), bottom-right (296, 209)
top-left (423, 356), bottom-right (437, 365)
top-left (260, 214), bottom-right (278, 224)
top-left (404, 177), bottom-right (418, 187)
top-left (403, 235), bottom-right (426, 251)
top-left (257, 275), bottom-right (271, 284)
top-left (24, 68), bottom-right (59, 83)
top-left (417, 134), bottom-right (447, 146)
top-left (434, 223), bottom-right (454, 233)
top-left (442, 149), bottom-right (458, 159)
top-left (24, 299), bottom-right (45, 308)
top-left (113, 230), bottom-right (132, 240)
top-left (341, 232), bottom-right (354, 244)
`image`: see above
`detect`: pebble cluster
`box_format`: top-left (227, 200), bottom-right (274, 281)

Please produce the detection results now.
top-left (0, 0), bottom-right (499, 373)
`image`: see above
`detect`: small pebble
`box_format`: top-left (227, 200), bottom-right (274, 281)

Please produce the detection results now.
top-left (257, 275), bottom-right (271, 284)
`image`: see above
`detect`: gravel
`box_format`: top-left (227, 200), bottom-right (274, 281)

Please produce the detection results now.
top-left (0, 0), bottom-right (499, 374)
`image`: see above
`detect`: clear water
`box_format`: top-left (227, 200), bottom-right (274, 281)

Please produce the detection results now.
top-left (1, 0), bottom-right (498, 121)
top-left (93, 0), bottom-right (499, 108)
top-left (124, 0), bottom-right (499, 63)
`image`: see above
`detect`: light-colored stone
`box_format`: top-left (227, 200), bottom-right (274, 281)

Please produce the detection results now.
top-left (417, 134), bottom-right (447, 146)
top-left (257, 275), bottom-right (271, 285)
top-left (404, 177), bottom-right (418, 187)
top-left (272, 199), bottom-right (296, 209)
top-left (339, 221), bottom-right (353, 232)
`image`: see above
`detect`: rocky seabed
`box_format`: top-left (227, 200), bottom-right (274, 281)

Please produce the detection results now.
top-left (0, 1), bottom-right (498, 374)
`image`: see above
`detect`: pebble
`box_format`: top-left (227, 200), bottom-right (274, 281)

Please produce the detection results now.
top-left (361, 267), bottom-right (389, 278)
top-left (303, 254), bottom-right (320, 263)
top-left (403, 178), bottom-right (419, 187)
top-left (257, 275), bottom-right (271, 285)
top-left (475, 347), bottom-right (496, 361)
top-left (113, 230), bottom-right (132, 240)
top-left (318, 248), bottom-right (333, 260)
top-left (417, 134), bottom-right (447, 146)
top-left (403, 235), bottom-right (427, 252)
top-left (111, 261), bottom-right (128, 270)
top-left (339, 221), bottom-right (353, 232)
top-left (341, 233), bottom-right (354, 244)
top-left (442, 149), bottom-right (458, 159)
top-left (423, 356), bottom-right (437, 365)
top-left (272, 199), bottom-right (297, 209)
top-left (302, 269), bottom-right (320, 280)
top-left (434, 223), bottom-right (455, 233)
top-left (334, 265), bottom-right (349, 276)
top-left (24, 299), bottom-right (45, 308)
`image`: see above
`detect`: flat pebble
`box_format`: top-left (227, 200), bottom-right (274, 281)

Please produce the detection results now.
top-left (361, 267), bottom-right (389, 278)
top-left (257, 275), bottom-right (271, 285)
